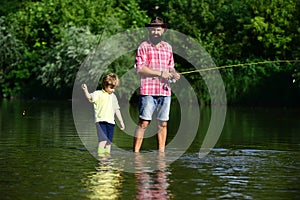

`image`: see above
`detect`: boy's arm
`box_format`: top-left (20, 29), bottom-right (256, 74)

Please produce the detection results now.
top-left (81, 84), bottom-right (92, 101)
top-left (115, 109), bottom-right (125, 130)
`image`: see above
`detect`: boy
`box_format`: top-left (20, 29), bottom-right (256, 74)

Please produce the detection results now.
top-left (82, 73), bottom-right (125, 154)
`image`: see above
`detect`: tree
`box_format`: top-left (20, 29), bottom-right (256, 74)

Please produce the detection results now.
top-left (0, 16), bottom-right (28, 98)
top-left (1, 0), bottom-right (148, 98)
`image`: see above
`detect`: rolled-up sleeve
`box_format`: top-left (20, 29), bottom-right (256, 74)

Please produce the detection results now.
top-left (135, 43), bottom-right (148, 73)
top-left (89, 91), bottom-right (98, 103)
top-left (169, 48), bottom-right (175, 70)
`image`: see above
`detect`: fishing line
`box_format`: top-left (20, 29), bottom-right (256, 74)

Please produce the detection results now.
top-left (179, 60), bottom-right (300, 75)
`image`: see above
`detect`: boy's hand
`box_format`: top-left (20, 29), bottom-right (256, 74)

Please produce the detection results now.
top-left (120, 122), bottom-right (125, 131)
top-left (81, 83), bottom-right (88, 90)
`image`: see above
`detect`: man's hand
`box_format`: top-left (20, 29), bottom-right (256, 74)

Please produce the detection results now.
top-left (161, 71), bottom-right (173, 79)
top-left (169, 70), bottom-right (180, 82)
top-left (172, 72), bottom-right (180, 81)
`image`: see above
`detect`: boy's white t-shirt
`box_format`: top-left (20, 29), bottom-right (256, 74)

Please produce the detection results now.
top-left (89, 90), bottom-right (119, 124)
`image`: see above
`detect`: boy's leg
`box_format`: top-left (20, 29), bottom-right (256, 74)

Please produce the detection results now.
top-left (157, 121), bottom-right (168, 152)
top-left (134, 120), bottom-right (149, 152)
top-left (105, 143), bottom-right (111, 153)
top-left (96, 122), bottom-right (110, 154)
top-left (104, 123), bottom-right (115, 153)
top-left (98, 141), bottom-right (106, 149)
top-left (98, 141), bottom-right (107, 154)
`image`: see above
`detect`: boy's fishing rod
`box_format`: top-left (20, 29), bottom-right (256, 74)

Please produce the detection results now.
top-left (179, 60), bottom-right (300, 75)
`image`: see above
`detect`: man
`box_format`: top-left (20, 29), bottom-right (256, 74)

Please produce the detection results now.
top-left (134, 17), bottom-right (180, 152)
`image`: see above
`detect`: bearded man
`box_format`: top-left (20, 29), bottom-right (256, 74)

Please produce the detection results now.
top-left (133, 17), bottom-right (180, 153)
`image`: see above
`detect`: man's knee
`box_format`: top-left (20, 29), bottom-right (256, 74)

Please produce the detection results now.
top-left (158, 121), bottom-right (167, 128)
top-left (138, 120), bottom-right (150, 129)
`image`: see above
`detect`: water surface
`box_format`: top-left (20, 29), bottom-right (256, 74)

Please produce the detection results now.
top-left (0, 100), bottom-right (299, 199)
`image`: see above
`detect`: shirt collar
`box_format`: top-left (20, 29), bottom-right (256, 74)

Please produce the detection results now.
top-left (102, 89), bottom-right (113, 95)
top-left (147, 39), bottom-right (165, 48)
top-left (101, 89), bottom-right (108, 94)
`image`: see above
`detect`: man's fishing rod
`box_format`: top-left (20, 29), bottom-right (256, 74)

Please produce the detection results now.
top-left (179, 60), bottom-right (300, 75)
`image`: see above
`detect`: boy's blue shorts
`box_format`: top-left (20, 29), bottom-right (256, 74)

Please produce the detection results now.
top-left (96, 122), bottom-right (115, 143)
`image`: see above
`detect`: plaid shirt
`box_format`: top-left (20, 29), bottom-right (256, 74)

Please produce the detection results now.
top-left (135, 40), bottom-right (175, 96)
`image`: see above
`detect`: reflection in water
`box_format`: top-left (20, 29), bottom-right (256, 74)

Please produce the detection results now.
top-left (83, 155), bottom-right (122, 200)
top-left (134, 152), bottom-right (172, 200)
top-left (82, 153), bottom-right (172, 200)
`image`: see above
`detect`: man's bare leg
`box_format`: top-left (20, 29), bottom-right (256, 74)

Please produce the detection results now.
top-left (157, 121), bottom-right (167, 152)
top-left (133, 120), bottom-right (149, 153)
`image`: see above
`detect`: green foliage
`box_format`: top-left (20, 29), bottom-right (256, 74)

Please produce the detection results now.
top-left (220, 59), bottom-right (282, 103)
top-left (0, 16), bottom-right (27, 98)
top-left (0, 0), bottom-right (299, 105)
top-left (0, 0), bottom-right (26, 16)
top-left (39, 25), bottom-right (99, 90)
top-left (34, 0), bottom-right (148, 91)
top-left (163, 0), bottom-right (299, 104)
top-left (243, 0), bottom-right (296, 57)
top-left (165, 0), bottom-right (298, 60)
top-left (1, 0), bottom-right (149, 98)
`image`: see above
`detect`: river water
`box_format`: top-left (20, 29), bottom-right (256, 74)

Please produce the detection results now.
top-left (0, 99), bottom-right (299, 199)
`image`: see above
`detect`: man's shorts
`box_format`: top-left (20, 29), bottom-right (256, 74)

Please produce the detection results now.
top-left (95, 122), bottom-right (115, 143)
top-left (139, 95), bottom-right (171, 121)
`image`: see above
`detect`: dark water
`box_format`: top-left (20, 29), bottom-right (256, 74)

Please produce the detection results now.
top-left (0, 100), bottom-right (299, 199)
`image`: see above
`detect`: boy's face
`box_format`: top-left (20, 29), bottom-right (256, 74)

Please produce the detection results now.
top-left (105, 85), bottom-right (116, 94)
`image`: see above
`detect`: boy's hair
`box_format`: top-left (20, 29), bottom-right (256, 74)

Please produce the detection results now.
top-left (102, 73), bottom-right (119, 89)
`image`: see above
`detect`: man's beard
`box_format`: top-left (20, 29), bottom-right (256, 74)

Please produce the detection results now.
top-left (150, 35), bottom-right (162, 45)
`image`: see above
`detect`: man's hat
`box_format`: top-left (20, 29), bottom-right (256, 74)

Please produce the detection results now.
top-left (145, 17), bottom-right (168, 28)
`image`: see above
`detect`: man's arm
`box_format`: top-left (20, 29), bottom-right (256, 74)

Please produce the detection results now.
top-left (138, 66), bottom-right (172, 80)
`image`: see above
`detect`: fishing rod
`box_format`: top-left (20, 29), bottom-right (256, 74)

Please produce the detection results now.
top-left (179, 60), bottom-right (300, 75)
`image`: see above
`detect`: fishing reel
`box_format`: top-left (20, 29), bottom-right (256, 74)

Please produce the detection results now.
top-left (168, 73), bottom-right (176, 83)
